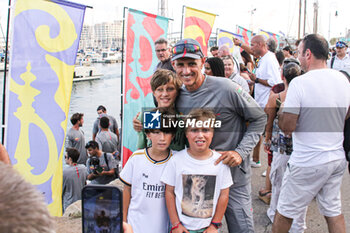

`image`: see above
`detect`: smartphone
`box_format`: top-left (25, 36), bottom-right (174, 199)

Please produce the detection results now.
top-left (82, 185), bottom-right (123, 233)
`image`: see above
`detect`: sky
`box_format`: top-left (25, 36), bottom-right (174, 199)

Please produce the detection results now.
top-left (0, 0), bottom-right (349, 42)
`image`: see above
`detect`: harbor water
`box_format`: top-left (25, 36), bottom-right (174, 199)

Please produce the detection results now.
top-left (0, 62), bottom-right (122, 143)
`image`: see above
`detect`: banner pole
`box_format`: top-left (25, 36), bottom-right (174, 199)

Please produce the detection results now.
top-left (2, 0), bottom-right (12, 144)
top-left (216, 28), bottom-right (219, 46)
top-left (120, 6), bottom-right (127, 166)
top-left (180, 5), bottom-right (185, 40)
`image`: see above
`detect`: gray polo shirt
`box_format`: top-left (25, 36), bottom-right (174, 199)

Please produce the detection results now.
top-left (66, 128), bottom-right (88, 165)
top-left (95, 131), bottom-right (119, 154)
top-left (62, 164), bottom-right (87, 212)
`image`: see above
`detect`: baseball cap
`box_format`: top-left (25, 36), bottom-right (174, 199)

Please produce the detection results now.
top-left (171, 38), bottom-right (204, 61)
top-left (336, 41), bottom-right (347, 48)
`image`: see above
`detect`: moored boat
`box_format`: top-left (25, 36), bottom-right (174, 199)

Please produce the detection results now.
top-left (73, 65), bottom-right (102, 82)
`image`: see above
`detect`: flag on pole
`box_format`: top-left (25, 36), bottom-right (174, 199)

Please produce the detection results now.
top-left (183, 6), bottom-right (216, 56)
top-left (258, 29), bottom-right (281, 48)
top-left (122, 8), bottom-right (169, 166)
top-left (5, 0), bottom-right (86, 216)
top-left (217, 28), bottom-right (243, 54)
top-left (237, 25), bottom-right (253, 46)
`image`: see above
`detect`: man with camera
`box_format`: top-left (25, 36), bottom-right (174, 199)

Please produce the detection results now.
top-left (85, 141), bottom-right (118, 184)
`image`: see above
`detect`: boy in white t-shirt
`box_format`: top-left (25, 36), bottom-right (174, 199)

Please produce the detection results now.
top-left (120, 107), bottom-right (177, 233)
top-left (161, 109), bottom-right (233, 233)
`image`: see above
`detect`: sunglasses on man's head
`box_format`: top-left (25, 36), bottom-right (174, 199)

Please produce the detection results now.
top-left (172, 44), bottom-right (202, 55)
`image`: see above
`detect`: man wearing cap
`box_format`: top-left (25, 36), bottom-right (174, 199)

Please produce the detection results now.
top-left (328, 41), bottom-right (350, 74)
top-left (172, 38), bottom-right (266, 232)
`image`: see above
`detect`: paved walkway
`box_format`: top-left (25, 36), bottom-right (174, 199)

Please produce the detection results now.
top-left (221, 147), bottom-right (350, 233)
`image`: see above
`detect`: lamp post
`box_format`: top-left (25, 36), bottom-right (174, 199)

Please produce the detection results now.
top-left (249, 7), bottom-right (256, 32)
top-left (328, 2), bottom-right (337, 40)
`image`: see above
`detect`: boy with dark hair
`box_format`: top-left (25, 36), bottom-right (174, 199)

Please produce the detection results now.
top-left (120, 107), bottom-right (177, 233)
top-left (85, 141), bottom-right (117, 184)
top-left (161, 109), bottom-right (233, 233)
top-left (62, 148), bottom-right (87, 212)
top-left (95, 116), bottom-right (119, 159)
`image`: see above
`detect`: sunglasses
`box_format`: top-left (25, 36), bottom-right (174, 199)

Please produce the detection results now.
top-left (172, 44), bottom-right (202, 55)
top-left (155, 48), bottom-right (167, 53)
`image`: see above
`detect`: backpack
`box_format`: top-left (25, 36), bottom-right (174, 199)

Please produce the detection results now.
top-left (103, 152), bottom-right (119, 179)
top-left (330, 56), bottom-right (336, 69)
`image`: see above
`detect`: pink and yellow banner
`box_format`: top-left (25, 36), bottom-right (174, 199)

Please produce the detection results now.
top-left (237, 25), bottom-right (253, 46)
top-left (183, 6), bottom-right (216, 56)
top-left (5, 0), bottom-right (86, 216)
top-left (122, 8), bottom-right (169, 166)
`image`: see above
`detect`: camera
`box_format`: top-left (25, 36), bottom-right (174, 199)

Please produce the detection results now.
top-left (90, 156), bottom-right (103, 174)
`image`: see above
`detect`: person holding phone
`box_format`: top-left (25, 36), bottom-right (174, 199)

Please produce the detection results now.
top-left (85, 141), bottom-right (117, 184)
top-left (120, 107), bottom-right (177, 233)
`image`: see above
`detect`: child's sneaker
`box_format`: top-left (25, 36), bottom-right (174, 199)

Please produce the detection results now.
top-left (250, 160), bottom-right (261, 168)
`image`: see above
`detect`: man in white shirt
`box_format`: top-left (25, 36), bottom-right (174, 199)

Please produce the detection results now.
top-left (328, 41), bottom-right (350, 74)
top-left (248, 35), bottom-right (281, 167)
top-left (273, 34), bottom-right (350, 233)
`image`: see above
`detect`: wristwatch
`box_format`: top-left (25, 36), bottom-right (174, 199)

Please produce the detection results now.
top-left (211, 221), bottom-right (222, 229)
top-left (255, 78), bottom-right (260, 83)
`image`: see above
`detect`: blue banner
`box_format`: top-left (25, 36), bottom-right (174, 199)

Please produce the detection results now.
top-left (5, 0), bottom-right (86, 216)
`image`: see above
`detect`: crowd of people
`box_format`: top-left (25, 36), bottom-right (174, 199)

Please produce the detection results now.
top-left (60, 34), bottom-right (350, 233)
top-left (63, 105), bottom-right (121, 213)
top-left (0, 33), bottom-right (349, 233)
top-left (119, 34), bottom-right (349, 233)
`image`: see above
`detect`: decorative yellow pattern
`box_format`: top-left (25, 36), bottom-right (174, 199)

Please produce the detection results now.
top-left (47, 54), bottom-right (74, 117)
top-left (46, 54), bottom-right (74, 215)
top-left (185, 7), bottom-right (216, 22)
top-left (9, 0), bottom-right (80, 216)
top-left (11, 63), bottom-right (58, 185)
top-left (15, 0), bottom-right (77, 52)
top-left (184, 25), bottom-right (206, 46)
